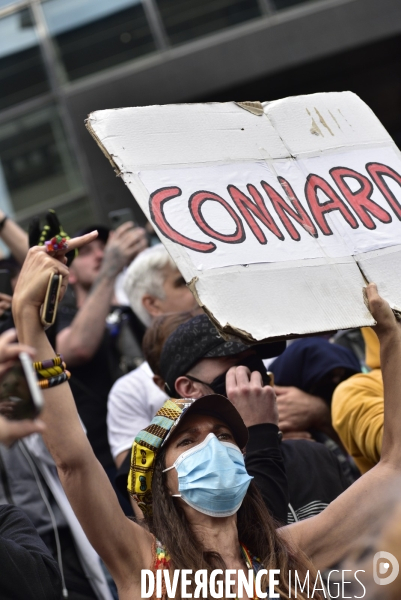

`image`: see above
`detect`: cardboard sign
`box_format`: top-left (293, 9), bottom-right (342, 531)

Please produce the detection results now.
top-left (87, 93), bottom-right (401, 342)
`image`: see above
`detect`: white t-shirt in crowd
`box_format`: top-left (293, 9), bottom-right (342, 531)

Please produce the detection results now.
top-left (107, 361), bottom-right (167, 460)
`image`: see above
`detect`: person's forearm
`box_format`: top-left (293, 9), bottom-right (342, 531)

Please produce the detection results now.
top-left (15, 304), bottom-right (150, 582)
top-left (15, 305), bottom-right (92, 469)
top-left (57, 268), bottom-right (116, 366)
top-left (379, 327), bottom-right (401, 463)
top-left (10, 242), bottom-right (152, 584)
top-left (0, 212), bottom-right (29, 265)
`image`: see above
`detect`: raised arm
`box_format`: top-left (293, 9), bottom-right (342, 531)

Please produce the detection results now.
top-left (225, 367), bottom-right (289, 525)
top-left (0, 210), bottom-right (29, 265)
top-left (57, 223), bottom-right (147, 366)
top-left (12, 238), bottom-right (153, 590)
top-left (281, 284), bottom-right (401, 569)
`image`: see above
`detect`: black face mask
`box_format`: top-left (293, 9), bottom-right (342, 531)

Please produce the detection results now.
top-left (188, 354), bottom-right (272, 398)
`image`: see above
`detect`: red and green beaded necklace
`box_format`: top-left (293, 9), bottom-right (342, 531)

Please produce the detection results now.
top-left (239, 543), bottom-right (262, 600)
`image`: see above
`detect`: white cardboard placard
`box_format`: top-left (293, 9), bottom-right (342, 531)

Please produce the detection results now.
top-left (87, 92), bottom-right (401, 342)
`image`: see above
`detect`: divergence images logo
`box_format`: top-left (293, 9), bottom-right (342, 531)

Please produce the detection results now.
top-left (373, 551), bottom-right (399, 586)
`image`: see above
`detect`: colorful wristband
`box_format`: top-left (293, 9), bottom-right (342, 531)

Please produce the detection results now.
top-left (37, 365), bottom-right (65, 379)
top-left (38, 370), bottom-right (71, 389)
top-left (33, 355), bottom-right (64, 371)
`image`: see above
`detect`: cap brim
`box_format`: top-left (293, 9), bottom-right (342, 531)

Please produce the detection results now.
top-left (253, 340), bottom-right (286, 359)
top-left (205, 339), bottom-right (286, 360)
top-left (74, 225), bottom-right (110, 243)
top-left (162, 394), bottom-right (249, 450)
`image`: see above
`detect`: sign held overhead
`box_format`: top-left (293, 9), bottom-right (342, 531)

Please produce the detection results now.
top-left (86, 92), bottom-right (401, 342)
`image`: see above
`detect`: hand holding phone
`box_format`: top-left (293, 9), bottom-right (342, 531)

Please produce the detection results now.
top-left (0, 352), bottom-right (44, 421)
top-left (108, 208), bottom-right (135, 230)
top-left (40, 273), bottom-right (62, 328)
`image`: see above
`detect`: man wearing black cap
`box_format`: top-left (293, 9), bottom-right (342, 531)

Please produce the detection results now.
top-left (160, 314), bottom-right (285, 401)
top-left (159, 314), bottom-right (350, 524)
top-left (56, 222), bottom-right (147, 492)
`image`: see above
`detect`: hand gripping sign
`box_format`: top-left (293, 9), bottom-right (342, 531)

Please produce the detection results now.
top-left (87, 92), bottom-right (401, 342)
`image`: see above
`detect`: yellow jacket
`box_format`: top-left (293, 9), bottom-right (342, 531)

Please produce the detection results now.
top-left (332, 328), bottom-right (383, 473)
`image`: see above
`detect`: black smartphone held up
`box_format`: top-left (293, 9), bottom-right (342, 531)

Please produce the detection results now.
top-left (0, 352), bottom-right (44, 420)
top-left (41, 273), bottom-right (62, 328)
top-left (0, 269), bottom-right (13, 297)
top-left (108, 208), bottom-right (135, 230)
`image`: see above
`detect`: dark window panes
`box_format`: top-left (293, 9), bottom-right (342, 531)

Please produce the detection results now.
top-left (18, 195), bottom-right (96, 236)
top-left (0, 106), bottom-right (84, 214)
top-left (42, 0), bottom-right (155, 81)
top-left (50, 196), bottom-right (96, 234)
top-left (0, 10), bottom-right (49, 110)
top-left (156, 0), bottom-right (261, 46)
top-left (271, 0), bottom-right (318, 9)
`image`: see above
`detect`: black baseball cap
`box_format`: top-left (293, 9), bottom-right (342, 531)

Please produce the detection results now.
top-left (160, 313), bottom-right (285, 396)
top-left (161, 395), bottom-right (249, 450)
top-left (74, 224), bottom-right (110, 243)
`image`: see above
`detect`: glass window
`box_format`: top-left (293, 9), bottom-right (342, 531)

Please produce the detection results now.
top-left (50, 196), bottom-right (96, 234)
top-left (42, 0), bottom-right (156, 81)
top-left (0, 105), bottom-right (85, 215)
top-left (156, 0), bottom-right (262, 46)
top-left (0, 9), bottom-right (50, 110)
top-left (17, 195), bottom-right (96, 236)
top-left (271, 0), bottom-right (318, 9)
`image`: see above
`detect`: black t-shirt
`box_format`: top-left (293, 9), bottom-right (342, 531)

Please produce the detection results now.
top-left (281, 439), bottom-right (349, 522)
top-left (57, 303), bottom-right (116, 468)
top-left (56, 297), bottom-right (145, 469)
top-left (0, 504), bottom-right (62, 600)
top-left (245, 423), bottom-right (288, 525)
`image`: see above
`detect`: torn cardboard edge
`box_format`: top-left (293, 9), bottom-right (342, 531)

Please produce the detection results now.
top-left (184, 256), bottom-right (376, 342)
top-left (235, 101), bottom-right (264, 116)
top-left (187, 271), bottom-right (376, 345)
top-left (85, 117), bottom-right (123, 177)
top-left (86, 93), bottom-right (401, 344)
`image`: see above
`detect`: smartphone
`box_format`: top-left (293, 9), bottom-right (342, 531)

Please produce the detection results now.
top-left (0, 270), bottom-right (13, 297)
top-left (0, 352), bottom-right (44, 420)
top-left (41, 273), bottom-right (62, 328)
top-left (108, 208), bottom-right (135, 229)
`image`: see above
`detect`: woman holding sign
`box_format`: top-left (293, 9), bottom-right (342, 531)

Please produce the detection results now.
top-left (11, 232), bottom-right (401, 599)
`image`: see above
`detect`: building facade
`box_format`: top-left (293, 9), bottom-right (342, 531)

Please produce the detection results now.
top-left (1, 0), bottom-right (401, 232)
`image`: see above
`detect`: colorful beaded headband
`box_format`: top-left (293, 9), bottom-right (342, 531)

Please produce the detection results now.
top-left (127, 398), bottom-right (194, 517)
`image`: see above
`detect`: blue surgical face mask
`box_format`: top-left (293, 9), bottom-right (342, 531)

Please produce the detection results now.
top-left (163, 432), bottom-right (252, 517)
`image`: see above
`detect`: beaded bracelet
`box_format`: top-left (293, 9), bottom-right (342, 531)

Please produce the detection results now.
top-left (36, 363), bottom-right (66, 379)
top-left (33, 354), bottom-right (64, 372)
top-left (38, 370), bottom-right (71, 389)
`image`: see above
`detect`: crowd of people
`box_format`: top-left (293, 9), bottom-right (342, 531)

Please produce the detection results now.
top-left (0, 210), bottom-right (399, 600)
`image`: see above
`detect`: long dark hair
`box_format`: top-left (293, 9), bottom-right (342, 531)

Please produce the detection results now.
top-left (149, 445), bottom-right (322, 600)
